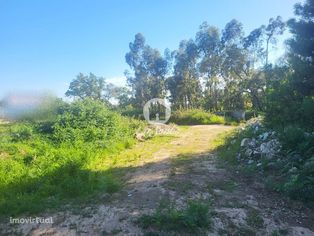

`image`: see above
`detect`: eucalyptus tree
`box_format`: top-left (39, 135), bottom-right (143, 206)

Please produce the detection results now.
top-left (242, 26), bottom-right (267, 111)
top-left (264, 16), bottom-right (286, 66)
top-left (196, 22), bottom-right (223, 111)
top-left (168, 39), bottom-right (202, 109)
top-left (125, 33), bottom-right (168, 107)
top-left (220, 19), bottom-right (248, 110)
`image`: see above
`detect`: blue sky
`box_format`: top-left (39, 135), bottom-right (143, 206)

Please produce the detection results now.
top-left (0, 0), bottom-right (300, 98)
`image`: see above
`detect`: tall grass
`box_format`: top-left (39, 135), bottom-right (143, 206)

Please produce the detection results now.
top-left (0, 99), bottom-right (144, 217)
top-left (170, 109), bottom-right (225, 125)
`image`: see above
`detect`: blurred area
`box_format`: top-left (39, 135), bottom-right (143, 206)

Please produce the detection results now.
top-left (0, 91), bottom-right (59, 122)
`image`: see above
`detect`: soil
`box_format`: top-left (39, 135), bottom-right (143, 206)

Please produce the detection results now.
top-left (2, 125), bottom-right (314, 236)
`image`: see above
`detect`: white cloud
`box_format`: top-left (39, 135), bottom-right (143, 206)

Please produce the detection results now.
top-left (106, 76), bottom-right (127, 87)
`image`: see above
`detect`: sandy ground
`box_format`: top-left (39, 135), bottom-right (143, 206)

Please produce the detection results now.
top-left (1, 125), bottom-right (314, 235)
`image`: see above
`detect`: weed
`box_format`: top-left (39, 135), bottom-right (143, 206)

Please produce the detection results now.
top-left (246, 209), bottom-right (264, 229)
top-left (138, 199), bottom-right (212, 234)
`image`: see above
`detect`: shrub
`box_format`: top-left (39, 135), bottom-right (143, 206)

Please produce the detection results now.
top-left (118, 105), bottom-right (144, 120)
top-left (279, 125), bottom-right (306, 151)
top-left (138, 199), bottom-right (212, 233)
top-left (216, 121), bottom-right (314, 203)
top-left (52, 99), bottom-right (137, 146)
top-left (0, 99), bottom-right (144, 216)
top-left (10, 124), bottom-right (34, 142)
top-left (170, 109), bottom-right (225, 125)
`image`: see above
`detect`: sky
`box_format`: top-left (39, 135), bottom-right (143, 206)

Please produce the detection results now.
top-left (0, 0), bottom-right (301, 98)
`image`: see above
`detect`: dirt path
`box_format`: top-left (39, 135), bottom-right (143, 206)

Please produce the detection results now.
top-left (4, 125), bottom-right (314, 236)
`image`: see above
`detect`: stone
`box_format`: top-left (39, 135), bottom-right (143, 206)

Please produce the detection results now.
top-left (241, 138), bottom-right (251, 147)
top-left (260, 139), bottom-right (281, 158)
top-left (259, 132), bottom-right (269, 141)
top-left (244, 149), bottom-right (253, 157)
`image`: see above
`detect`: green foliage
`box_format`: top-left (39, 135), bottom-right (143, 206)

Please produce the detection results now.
top-left (125, 33), bottom-right (169, 107)
top-left (52, 99), bottom-right (134, 145)
top-left (0, 99), bottom-right (143, 216)
top-left (265, 67), bottom-right (314, 130)
top-left (279, 125), bottom-right (306, 151)
top-left (16, 97), bottom-right (64, 123)
top-left (65, 73), bottom-right (106, 101)
top-left (125, 16), bottom-right (282, 112)
top-left (216, 126), bottom-right (255, 165)
top-left (10, 123), bottom-right (34, 142)
top-left (170, 109), bottom-right (225, 125)
top-left (118, 105), bottom-right (144, 120)
top-left (216, 123), bottom-right (314, 203)
top-left (265, 0), bottom-right (314, 130)
top-left (246, 209), bottom-right (264, 229)
top-left (138, 199), bottom-right (212, 234)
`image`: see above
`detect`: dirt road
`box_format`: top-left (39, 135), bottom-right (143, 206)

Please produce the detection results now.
top-left (4, 125), bottom-right (314, 236)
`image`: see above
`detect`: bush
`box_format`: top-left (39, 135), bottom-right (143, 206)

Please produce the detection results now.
top-left (118, 105), bottom-right (144, 120)
top-left (52, 99), bottom-right (136, 146)
top-left (138, 199), bottom-right (212, 233)
top-left (10, 124), bottom-right (34, 142)
top-left (216, 121), bottom-right (314, 203)
top-left (0, 99), bottom-right (144, 216)
top-left (279, 125), bottom-right (306, 151)
top-left (170, 109), bottom-right (225, 125)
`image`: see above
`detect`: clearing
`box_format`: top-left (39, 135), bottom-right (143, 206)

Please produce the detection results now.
top-left (2, 125), bottom-right (314, 236)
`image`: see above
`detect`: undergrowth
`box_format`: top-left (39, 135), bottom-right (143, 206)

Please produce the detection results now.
top-left (215, 121), bottom-right (314, 204)
top-left (137, 199), bottom-right (212, 234)
top-left (0, 99), bottom-right (175, 217)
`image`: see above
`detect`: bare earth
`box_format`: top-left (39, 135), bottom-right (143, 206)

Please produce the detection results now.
top-left (2, 125), bottom-right (314, 236)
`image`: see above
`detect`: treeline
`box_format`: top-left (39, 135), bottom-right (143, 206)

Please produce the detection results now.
top-left (66, 17), bottom-right (286, 113)
top-left (64, 0), bottom-right (313, 130)
top-left (124, 17), bottom-right (284, 112)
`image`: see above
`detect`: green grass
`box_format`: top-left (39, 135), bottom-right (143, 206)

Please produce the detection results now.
top-left (0, 99), bottom-right (180, 217)
top-left (137, 199), bottom-right (212, 234)
top-left (217, 180), bottom-right (238, 192)
top-left (0, 126), bottom-right (176, 217)
top-left (246, 209), bottom-right (264, 229)
top-left (170, 109), bottom-right (225, 125)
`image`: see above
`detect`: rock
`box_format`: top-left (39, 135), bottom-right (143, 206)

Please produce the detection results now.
top-left (244, 149), bottom-right (253, 157)
top-left (248, 160), bottom-right (254, 164)
top-left (253, 149), bottom-right (260, 155)
top-left (241, 138), bottom-right (251, 147)
top-left (291, 226), bottom-right (314, 236)
top-left (260, 139), bottom-right (281, 158)
top-left (258, 132), bottom-right (269, 141)
top-left (257, 163), bottom-right (262, 167)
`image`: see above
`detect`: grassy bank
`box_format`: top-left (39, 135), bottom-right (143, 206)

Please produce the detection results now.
top-left (0, 99), bottom-right (179, 217)
top-left (170, 109), bottom-right (227, 125)
top-left (215, 121), bottom-right (314, 204)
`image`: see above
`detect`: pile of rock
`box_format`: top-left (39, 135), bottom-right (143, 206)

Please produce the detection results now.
top-left (237, 119), bottom-right (282, 167)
